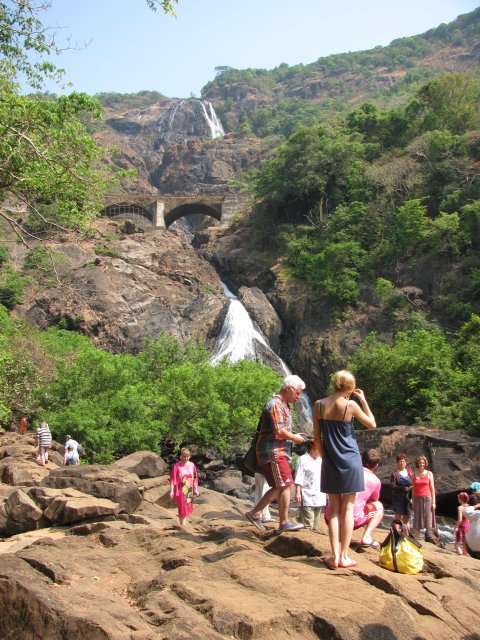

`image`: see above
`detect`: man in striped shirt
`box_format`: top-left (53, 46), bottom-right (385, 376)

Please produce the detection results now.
top-left (36, 422), bottom-right (52, 466)
top-left (245, 375), bottom-right (307, 533)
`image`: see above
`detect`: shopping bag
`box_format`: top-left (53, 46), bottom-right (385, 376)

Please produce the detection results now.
top-left (379, 519), bottom-right (423, 575)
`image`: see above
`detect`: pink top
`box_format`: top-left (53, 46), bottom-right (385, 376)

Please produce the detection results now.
top-left (353, 468), bottom-right (381, 521)
top-left (170, 460), bottom-right (198, 498)
top-left (413, 472), bottom-right (431, 497)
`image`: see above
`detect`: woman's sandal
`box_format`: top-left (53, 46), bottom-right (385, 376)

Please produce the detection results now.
top-left (359, 540), bottom-right (380, 550)
top-left (338, 559), bottom-right (357, 568)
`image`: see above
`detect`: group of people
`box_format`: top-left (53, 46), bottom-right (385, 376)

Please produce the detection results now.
top-left (240, 370), bottom-right (480, 567)
top-left (243, 370), bottom-right (378, 568)
top-left (34, 421), bottom-right (81, 467)
top-left (390, 454), bottom-right (480, 558)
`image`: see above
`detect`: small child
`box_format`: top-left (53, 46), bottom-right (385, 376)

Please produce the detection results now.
top-left (294, 440), bottom-right (326, 530)
top-left (169, 447), bottom-right (199, 526)
top-left (454, 492), bottom-right (470, 555)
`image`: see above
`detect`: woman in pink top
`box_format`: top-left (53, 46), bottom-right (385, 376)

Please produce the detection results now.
top-left (411, 455), bottom-right (435, 540)
top-left (169, 447), bottom-right (199, 526)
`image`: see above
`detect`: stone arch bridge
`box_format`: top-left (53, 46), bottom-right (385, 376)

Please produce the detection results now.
top-left (102, 193), bottom-right (252, 229)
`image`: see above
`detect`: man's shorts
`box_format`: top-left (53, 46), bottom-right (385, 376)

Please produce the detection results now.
top-left (259, 458), bottom-right (293, 488)
top-left (353, 501), bottom-right (379, 529)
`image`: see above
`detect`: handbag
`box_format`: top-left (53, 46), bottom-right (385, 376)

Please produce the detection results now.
top-left (425, 508), bottom-right (445, 548)
top-left (379, 519), bottom-right (423, 575)
top-left (242, 417), bottom-right (262, 476)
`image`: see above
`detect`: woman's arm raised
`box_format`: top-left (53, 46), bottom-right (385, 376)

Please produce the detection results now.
top-left (351, 388), bottom-right (376, 429)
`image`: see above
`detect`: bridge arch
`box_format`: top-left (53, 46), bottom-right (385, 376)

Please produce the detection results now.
top-left (102, 203), bottom-right (153, 222)
top-left (164, 203), bottom-right (221, 228)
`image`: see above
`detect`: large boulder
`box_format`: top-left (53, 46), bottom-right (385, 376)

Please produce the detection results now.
top-left (112, 451), bottom-right (167, 478)
top-left (1, 488), bottom-right (480, 640)
top-left (28, 486), bottom-right (120, 525)
top-left (3, 489), bottom-right (44, 535)
top-left (41, 466), bottom-right (143, 513)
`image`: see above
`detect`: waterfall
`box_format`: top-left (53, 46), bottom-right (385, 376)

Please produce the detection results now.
top-left (210, 283), bottom-right (267, 364)
top-left (198, 100), bottom-right (225, 139)
top-left (156, 99), bottom-right (185, 141)
top-left (210, 282), bottom-right (313, 427)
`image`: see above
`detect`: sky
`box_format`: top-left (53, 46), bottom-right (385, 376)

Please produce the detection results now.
top-left (38, 0), bottom-right (480, 99)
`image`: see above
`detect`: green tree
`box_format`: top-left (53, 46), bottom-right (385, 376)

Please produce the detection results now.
top-left (349, 329), bottom-right (454, 426)
top-left (416, 72), bottom-right (480, 135)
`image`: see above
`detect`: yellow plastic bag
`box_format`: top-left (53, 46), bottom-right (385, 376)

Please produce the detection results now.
top-left (379, 520), bottom-right (423, 575)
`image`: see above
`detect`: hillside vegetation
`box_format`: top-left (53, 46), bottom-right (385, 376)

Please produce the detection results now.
top-left (242, 70), bottom-right (480, 434)
top-left (203, 8), bottom-right (480, 138)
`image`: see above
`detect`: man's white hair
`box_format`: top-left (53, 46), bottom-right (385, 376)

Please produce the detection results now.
top-left (281, 374), bottom-right (305, 391)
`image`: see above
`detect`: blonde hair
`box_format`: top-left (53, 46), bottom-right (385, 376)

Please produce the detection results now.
top-left (180, 447), bottom-right (191, 458)
top-left (332, 370), bottom-right (356, 394)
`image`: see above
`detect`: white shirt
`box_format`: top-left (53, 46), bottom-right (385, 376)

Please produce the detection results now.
top-left (464, 505), bottom-right (480, 552)
top-left (65, 438), bottom-right (79, 452)
top-left (294, 453), bottom-right (326, 508)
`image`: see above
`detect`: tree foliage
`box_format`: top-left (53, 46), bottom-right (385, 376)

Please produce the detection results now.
top-left (33, 331), bottom-right (281, 462)
top-left (0, 1), bottom-right (126, 240)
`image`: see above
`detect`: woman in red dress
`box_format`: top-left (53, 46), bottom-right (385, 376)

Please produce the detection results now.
top-left (169, 447), bottom-right (199, 526)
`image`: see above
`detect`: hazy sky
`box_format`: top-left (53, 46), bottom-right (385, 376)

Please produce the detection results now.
top-left (40, 0), bottom-right (479, 98)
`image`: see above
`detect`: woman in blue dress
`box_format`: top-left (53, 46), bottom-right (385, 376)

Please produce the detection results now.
top-left (313, 370), bottom-right (376, 570)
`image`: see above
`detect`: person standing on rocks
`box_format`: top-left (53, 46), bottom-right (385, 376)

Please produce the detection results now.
top-left (19, 417), bottom-right (28, 435)
top-left (244, 374), bottom-right (307, 533)
top-left (411, 455), bottom-right (435, 540)
top-left (36, 421), bottom-right (52, 466)
top-left (454, 492), bottom-right (470, 555)
top-left (313, 370), bottom-right (376, 570)
top-left (64, 435), bottom-right (81, 459)
top-left (294, 440), bottom-right (326, 530)
top-left (170, 447), bottom-right (199, 526)
top-left (390, 453), bottom-right (413, 529)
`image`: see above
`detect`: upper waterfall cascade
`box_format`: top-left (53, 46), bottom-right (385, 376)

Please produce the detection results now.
top-left (199, 100), bottom-right (225, 139)
top-left (156, 98), bottom-right (224, 143)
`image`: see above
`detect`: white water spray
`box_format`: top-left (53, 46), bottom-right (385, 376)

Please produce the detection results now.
top-left (210, 282), bottom-right (312, 425)
top-left (210, 283), bottom-right (267, 364)
top-left (199, 100), bottom-right (225, 139)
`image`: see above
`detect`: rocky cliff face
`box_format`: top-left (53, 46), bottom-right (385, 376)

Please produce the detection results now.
top-left (13, 221), bottom-right (227, 353)
top-left (97, 98), bottom-right (268, 196)
top-left (197, 223), bottom-right (380, 400)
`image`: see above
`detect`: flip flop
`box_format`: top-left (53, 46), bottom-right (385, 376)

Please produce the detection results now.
top-left (245, 512), bottom-right (266, 532)
top-left (338, 559), bottom-right (357, 569)
top-left (323, 556), bottom-right (338, 570)
top-left (359, 540), bottom-right (380, 550)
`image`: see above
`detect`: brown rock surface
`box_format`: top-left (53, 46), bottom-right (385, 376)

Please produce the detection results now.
top-left (13, 226), bottom-right (226, 353)
top-left (112, 450), bottom-right (168, 478)
top-left (41, 466), bottom-right (143, 513)
top-left (0, 433), bottom-right (479, 639)
top-left (0, 487), bottom-right (479, 639)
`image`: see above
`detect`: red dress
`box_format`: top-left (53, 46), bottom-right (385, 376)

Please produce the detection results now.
top-left (170, 460), bottom-right (198, 518)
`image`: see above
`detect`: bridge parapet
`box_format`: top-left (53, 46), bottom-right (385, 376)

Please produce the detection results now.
top-left (102, 192), bottom-right (254, 228)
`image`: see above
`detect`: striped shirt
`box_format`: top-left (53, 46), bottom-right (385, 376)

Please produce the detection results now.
top-left (36, 425), bottom-right (52, 447)
top-left (256, 394), bottom-right (291, 465)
